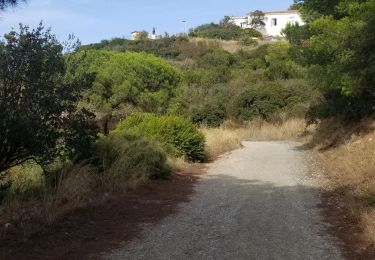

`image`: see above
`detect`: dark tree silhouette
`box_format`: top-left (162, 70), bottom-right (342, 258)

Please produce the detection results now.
top-left (0, 0), bottom-right (25, 10)
top-left (250, 10), bottom-right (266, 28)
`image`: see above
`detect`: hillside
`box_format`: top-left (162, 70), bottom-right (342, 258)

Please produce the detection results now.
top-left (0, 0), bottom-right (374, 258)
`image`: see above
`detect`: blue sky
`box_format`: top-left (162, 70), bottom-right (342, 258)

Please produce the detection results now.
top-left (0, 0), bottom-right (293, 44)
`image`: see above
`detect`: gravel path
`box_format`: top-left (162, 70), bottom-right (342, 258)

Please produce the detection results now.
top-left (104, 141), bottom-right (344, 260)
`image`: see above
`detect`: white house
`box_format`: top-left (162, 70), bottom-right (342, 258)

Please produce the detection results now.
top-left (230, 10), bottom-right (304, 37)
top-left (230, 16), bottom-right (250, 29)
top-left (131, 31), bottom-right (145, 40)
top-left (131, 28), bottom-right (158, 40)
top-left (261, 10), bottom-right (304, 37)
top-left (150, 27), bottom-right (157, 40)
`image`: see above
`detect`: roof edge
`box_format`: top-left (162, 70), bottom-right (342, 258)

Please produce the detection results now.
top-left (247, 10), bottom-right (300, 16)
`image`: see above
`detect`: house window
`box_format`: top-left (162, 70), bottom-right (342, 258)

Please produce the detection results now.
top-left (271, 18), bottom-right (277, 26)
top-left (289, 16), bottom-right (295, 24)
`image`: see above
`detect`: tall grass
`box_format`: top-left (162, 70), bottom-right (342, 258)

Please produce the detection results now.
top-left (313, 119), bottom-right (375, 243)
top-left (0, 134), bottom-right (171, 237)
top-left (189, 37), bottom-right (256, 53)
top-left (234, 118), bottom-right (309, 141)
top-left (202, 118), bottom-right (308, 160)
top-left (201, 128), bottom-right (242, 160)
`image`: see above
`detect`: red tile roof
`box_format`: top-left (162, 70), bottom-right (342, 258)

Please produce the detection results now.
top-left (248, 10), bottom-right (299, 16)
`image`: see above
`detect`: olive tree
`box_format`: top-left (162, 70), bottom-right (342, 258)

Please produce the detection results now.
top-left (0, 24), bottom-right (97, 174)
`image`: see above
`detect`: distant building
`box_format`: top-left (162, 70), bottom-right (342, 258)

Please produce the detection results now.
top-left (151, 27), bottom-right (157, 40)
top-left (261, 10), bottom-right (304, 37)
top-left (131, 31), bottom-right (146, 40)
top-left (131, 28), bottom-right (159, 40)
top-left (230, 16), bottom-right (249, 29)
top-left (230, 10), bottom-right (304, 37)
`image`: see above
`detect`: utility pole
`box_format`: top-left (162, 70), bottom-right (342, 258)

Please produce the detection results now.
top-left (182, 20), bottom-right (187, 36)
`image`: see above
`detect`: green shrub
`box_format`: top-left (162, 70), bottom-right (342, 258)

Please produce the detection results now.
top-left (0, 182), bottom-right (10, 203)
top-left (189, 23), bottom-right (262, 41)
top-left (189, 23), bottom-right (243, 40)
top-left (6, 163), bottom-right (45, 199)
top-left (230, 83), bottom-right (293, 121)
top-left (67, 50), bottom-right (182, 133)
top-left (113, 113), bottom-right (205, 162)
top-left (198, 48), bottom-right (233, 68)
top-left (95, 134), bottom-right (170, 181)
top-left (241, 37), bottom-right (258, 47)
top-left (240, 28), bottom-right (262, 46)
top-left (192, 104), bottom-right (226, 127)
top-left (80, 36), bottom-right (189, 60)
top-left (264, 41), bottom-right (304, 80)
top-left (241, 28), bottom-right (262, 39)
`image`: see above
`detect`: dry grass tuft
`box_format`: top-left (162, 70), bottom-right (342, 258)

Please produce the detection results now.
top-left (167, 157), bottom-right (190, 173)
top-left (201, 128), bottom-right (243, 160)
top-left (189, 37), bottom-right (256, 53)
top-left (313, 119), bottom-right (375, 244)
top-left (235, 118), bottom-right (310, 141)
top-left (0, 134), bottom-right (172, 237)
top-left (54, 162), bottom-right (97, 204)
top-left (0, 162), bottom-right (101, 234)
top-left (202, 118), bottom-right (309, 160)
top-left (363, 208), bottom-right (375, 242)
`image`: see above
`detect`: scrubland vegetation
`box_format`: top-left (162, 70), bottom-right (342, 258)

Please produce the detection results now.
top-left (311, 119), bottom-right (375, 243)
top-left (0, 0), bottom-right (374, 246)
top-left (285, 0), bottom-right (375, 246)
top-left (202, 118), bottom-right (308, 160)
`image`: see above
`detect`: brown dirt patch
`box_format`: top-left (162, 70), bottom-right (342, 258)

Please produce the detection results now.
top-left (0, 164), bottom-right (205, 260)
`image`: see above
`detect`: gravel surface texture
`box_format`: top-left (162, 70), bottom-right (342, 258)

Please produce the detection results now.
top-left (105, 141), bottom-right (344, 260)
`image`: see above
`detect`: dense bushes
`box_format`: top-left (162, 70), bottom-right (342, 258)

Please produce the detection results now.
top-left (189, 23), bottom-right (262, 41)
top-left (2, 133), bottom-right (170, 203)
top-left (192, 103), bottom-right (226, 127)
top-left (170, 41), bottom-right (315, 125)
top-left (94, 134), bottom-right (170, 181)
top-left (0, 24), bottom-right (98, 174)
top-left (264, 41), bottom-right (304, 80)
top-left (67, 50), bottom-right (182, 133)
top-left (230, 78), bottom-right (317, 121)
top-left (285, 0), bottom-right (375, 121)
top-left (113, 113), bottom-right (205, 162)
top-left (80, 36), bottom-right (190, 60)
top-left (0, 133), bottom-right (171, 233)
top-left (231, 83), bottom-right (294, 121)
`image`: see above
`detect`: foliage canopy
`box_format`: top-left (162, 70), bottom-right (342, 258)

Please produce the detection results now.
top-left (0, 24), bottom-right (97, 174)
top-left (286, 0), bottom-right (375, 121)
top-left (67, 50), bottom-right (183, 133)
top-left (114, 113), bottom-right (206, 162)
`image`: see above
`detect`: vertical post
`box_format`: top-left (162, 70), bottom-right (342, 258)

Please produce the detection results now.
top-left (182, 20), bottom-right (187, 36)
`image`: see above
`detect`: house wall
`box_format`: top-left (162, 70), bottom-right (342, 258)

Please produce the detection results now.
top-left (263, 13), bottom-right (304, 37)
top-left (230, 16), bottom-right (251, 29)
top-left (230, 11), bottom-right (305, 37)
top-left (131, 33), bottom-right (140, 40)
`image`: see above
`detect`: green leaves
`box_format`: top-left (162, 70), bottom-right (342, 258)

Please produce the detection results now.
top-left (0, 24), bottom-right (97, 173)
top-left (113, 113), bottom-right (206, 162)
top-left (286, 0), bottom-right (375, 121)
top-left (95, 133), bottom-right (170, 181)
top-left (231, 83), bottom-right (296, 121)
top-left (67, 50), bottom-right (183, 132)
top-left (189, 22), bottom-right (262, 41)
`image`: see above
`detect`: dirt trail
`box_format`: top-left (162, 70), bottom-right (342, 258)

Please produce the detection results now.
top-left (104, 141), bottom-right (344, 260)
